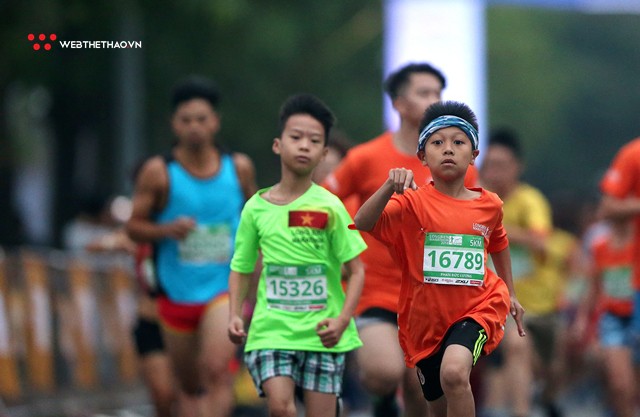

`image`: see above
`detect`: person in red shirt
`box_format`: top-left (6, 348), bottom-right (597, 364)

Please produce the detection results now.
top-left (573, 217), bottom-right (635, 417)
top-left (599, 138), bottom-right (640, 326)
top-left (323, 62), bottom-right (478, 417)
top-left (353, 100), bottom-right (525, 417)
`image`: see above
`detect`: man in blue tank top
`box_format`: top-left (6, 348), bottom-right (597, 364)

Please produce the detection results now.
top-left (127, 76), bottom-right (257, 417)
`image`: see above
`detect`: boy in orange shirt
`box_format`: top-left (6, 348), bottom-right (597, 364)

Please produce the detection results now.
top-left (353, 101), bottom-right (525, 417)
top-left (574, 217), bottom-right (635, 417)
top-left (323, 64), bottom-right (477, 417)
top-left (599, 138), bottom-right (640, 362)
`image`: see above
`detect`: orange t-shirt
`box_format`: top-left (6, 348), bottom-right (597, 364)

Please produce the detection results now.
top-left (600, 138), bottom-right (640, 289)
top-left (369, 183), bottom-right (510, 367)
top-left (591, 233), bottom-right (634, 317)
top-left (323, 131), bottom-right (479, 315)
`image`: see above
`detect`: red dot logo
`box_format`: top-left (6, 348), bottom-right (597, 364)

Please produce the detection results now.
top-left (28, 33), bottom-right (56, 52)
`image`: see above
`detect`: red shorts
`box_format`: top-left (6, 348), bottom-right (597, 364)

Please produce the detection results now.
top-left (158, 293), bottom-right (228, 333)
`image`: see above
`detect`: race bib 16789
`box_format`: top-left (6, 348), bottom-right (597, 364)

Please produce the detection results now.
top-left (423, 233), bottom-right (485, 286)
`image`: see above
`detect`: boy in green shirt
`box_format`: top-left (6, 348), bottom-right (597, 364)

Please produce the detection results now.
top-left (228, 94), bottom-right (367, 417)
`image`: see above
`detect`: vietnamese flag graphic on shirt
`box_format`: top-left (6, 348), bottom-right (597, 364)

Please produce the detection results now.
top-left (288, 211), bottom-right (328, 229)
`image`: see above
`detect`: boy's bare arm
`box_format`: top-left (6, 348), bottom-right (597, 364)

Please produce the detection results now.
top-left (126, 157), bottom-right (195, 242)
top-left (316, 256), bottom-right (364, 348)
top-left (354, 168), bottom-right (417, 231)
top-left (232, 152), bottom-right (258, 201)
top-left (571, 266), bottom-right (600, 340)
top-left (338, 256), bottom-right (365, 324)
top-left (504, 226), bottom-right (548, 256)
top-left (228, 270), bottom-right (252, 344)
top-left (491, 247), bottom-right (526, 337)
top-left (598, 195), bottom-right (640, 220)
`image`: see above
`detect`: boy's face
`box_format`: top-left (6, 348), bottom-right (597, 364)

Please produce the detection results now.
top-left (171, 98), bottom-right (220, 148)
top-left (479, 144), bottom-right (522, 192)
top-left (273, 114), bottom-right (328, 177)
top-left (311, 146), bottom-right (343, 183)
top-left (394, 72), bottom-right (443, 128)
top-left (421, 126), bottom-right (478, 181)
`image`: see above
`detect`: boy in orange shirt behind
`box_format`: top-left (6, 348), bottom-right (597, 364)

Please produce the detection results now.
top-left (353, 101), bottom-right (525, 417)
top-left (573, 217), bottom-right (636, 417)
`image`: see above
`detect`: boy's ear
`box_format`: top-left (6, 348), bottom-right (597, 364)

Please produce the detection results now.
top-left (392, 96), bottom-right (406, 115)
top-left (417, 150), bottom-right (429, 167)
top-left (210, 112), bottom-right (222, 137)
top-left (272, 138), bottom-right (281, 154)
top-left (470, 149), bottom-right (480, 165)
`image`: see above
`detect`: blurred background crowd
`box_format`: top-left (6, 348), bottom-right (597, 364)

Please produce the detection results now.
top-left (2, 1), bottom-right (640, 417)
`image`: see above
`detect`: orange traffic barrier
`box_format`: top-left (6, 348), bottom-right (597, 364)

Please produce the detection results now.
top-left (21, 251), bottom-right (55, 392)
top-left (1, 248), bottom-right (145, 406)
top-left (0, 251), bottom-right (21, 399)
top-left (109, 265), bottom-right (138, 382)
top-left (67, 259), bottom-right (99, 389)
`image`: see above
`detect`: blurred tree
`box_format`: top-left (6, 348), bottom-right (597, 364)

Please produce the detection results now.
top-left (5, 2), bottom-right (640, 247)
top-left (141, 0), bottom-right (384, 187)
top-left (1, 0), bottom-right (383, 246)
top-left (487, 6), bottom-right (640, 204)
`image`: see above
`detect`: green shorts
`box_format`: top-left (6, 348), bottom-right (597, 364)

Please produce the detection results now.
top-left (244, 349), bottom-right (346, 396)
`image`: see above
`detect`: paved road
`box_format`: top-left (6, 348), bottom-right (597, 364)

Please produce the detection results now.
top-left (1, 380), bottom-right (609, 417)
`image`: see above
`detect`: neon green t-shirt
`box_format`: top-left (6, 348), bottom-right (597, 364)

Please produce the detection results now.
top-left (231, 183), bottom-right (367, 353)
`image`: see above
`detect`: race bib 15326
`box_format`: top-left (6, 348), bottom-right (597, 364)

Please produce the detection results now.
top-left (265, 264), bottom-right (328, 312)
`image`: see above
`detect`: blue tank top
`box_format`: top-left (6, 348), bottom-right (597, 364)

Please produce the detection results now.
top-left (155, 153), bottom-right (243, 303)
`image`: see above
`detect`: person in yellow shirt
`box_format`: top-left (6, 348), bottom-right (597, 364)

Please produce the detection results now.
top-left (479, 128), bottom-right (563, 417)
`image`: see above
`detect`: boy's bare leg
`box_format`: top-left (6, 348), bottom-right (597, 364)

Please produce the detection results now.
top-left (427, 397), bottom-right (447, 417)
top-left (356, 322), bottom-right (404, 416)
top-left (603, 346), bottom-right (635, 417)
top-left (162, 329), bottom-right (202, 417)
top-left (440, 345), bottom-right (474, 417)
top-left (502, 324), bottom-right (533, 417)
top-left (403, 366), bottom-right (429, 417)
top-left (304, 390), bottom-right (339, 417)
top-left (200, 300), bottom-right (237, 417)
top-left (139, 351), bottom-right (177, 417)
top-left (262, 376), bottom-right (297, 417)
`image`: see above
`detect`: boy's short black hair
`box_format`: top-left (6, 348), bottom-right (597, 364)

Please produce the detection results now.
top-left (384, 62), bottom-right (447, 100)
top-left (327, 128), bottom-right (352, 158)
top-left (419, 101), bottom-right (479, 134)
top-left (171, 75), bottom-right (220, 111)
top-left (488, 127), bottom-right (523, 160)
top-left (278, 94), bottom-right (336, 145)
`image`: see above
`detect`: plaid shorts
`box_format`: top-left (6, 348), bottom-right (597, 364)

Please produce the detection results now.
top-left (244, 349), bottom-right (346, 396)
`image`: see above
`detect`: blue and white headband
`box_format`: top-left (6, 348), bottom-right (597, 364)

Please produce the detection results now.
top-left (416, 115), bottom-right (479, 158)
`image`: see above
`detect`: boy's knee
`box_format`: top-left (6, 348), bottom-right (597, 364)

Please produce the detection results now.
top-left (359, 364), bottom-right (403, 395)
top-left (268, 399), bottom-right (296, 417)
top-left (503, 339), bottom-right (530, 361)
top-left (609, 380), bottom-right (633, 399)
top-left (439, 363), bottom-right (468, 394)
top-left (202, 356), bottom-right (234, 380)
top-left (181, 382), bottom-right (204, 397)
top-left (150, 383), bottom-right (176, 403)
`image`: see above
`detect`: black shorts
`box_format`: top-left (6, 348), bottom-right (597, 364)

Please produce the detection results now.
top-left (132, 317), bottom-right (165, 356)
top-left (355, 307), bottom-right (397, 328)
top-left (415, 319), bottom-right (487, 401)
